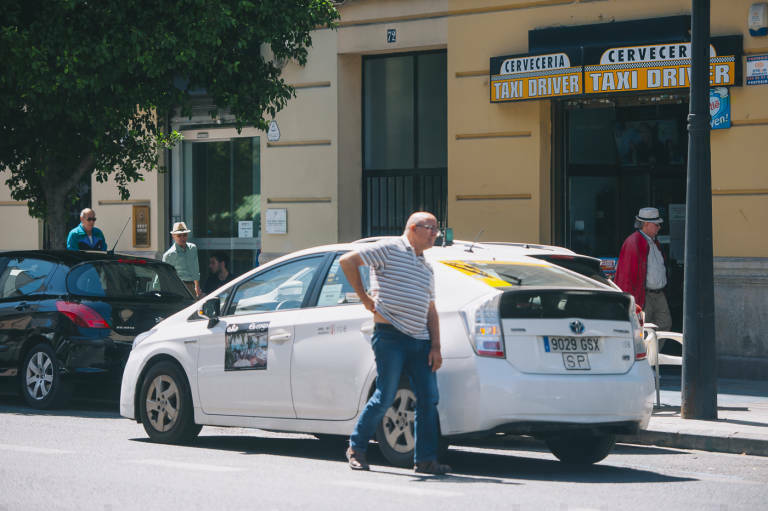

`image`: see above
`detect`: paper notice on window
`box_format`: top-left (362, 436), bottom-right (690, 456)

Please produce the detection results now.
top-left (238, 221), bottom-right (254, 238)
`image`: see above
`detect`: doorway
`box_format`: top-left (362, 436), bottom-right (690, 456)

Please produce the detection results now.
top-left (178, 131), bottom-right (261, 280)
top-left (555, 95), bottom-right (688, 331)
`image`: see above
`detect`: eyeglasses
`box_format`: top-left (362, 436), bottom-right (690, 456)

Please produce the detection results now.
top-left (416, 224), bottom-right (440, 233)
top-left (85, 217), bottom-right (96, 222)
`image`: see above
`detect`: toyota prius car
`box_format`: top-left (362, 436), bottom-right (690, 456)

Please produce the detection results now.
top-left (120, 239), bottom-right (654, 465)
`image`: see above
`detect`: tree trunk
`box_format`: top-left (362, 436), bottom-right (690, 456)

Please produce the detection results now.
top-left (44, 190), bottom-right (69, 250)
top-left (42, 156), bottom-right (95, 249)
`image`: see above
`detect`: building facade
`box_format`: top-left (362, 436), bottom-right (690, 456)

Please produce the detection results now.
top-left (2, 0), bottom-right (767, 377)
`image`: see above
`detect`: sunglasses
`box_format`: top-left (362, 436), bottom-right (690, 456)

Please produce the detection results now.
top-left (85, 217), bottom-right (97, 222)
top-left (416, 224), bottom-right (439, 233)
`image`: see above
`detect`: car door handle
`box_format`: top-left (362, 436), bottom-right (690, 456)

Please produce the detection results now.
top-left (268, 331), bottom-right (292, 343)
top-left (360, 322), bottom-right (374, 335)
top-left (15, 302), bottom-right (29, 312)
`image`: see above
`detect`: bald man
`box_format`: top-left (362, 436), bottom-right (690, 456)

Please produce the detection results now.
top-left (340, 211), bottom-right (450, 475)
top-left (66, 208), bottom-right (107, 251)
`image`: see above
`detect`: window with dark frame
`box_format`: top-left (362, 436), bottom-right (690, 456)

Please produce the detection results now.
top-left (362, 51), bottom-right (447, 236)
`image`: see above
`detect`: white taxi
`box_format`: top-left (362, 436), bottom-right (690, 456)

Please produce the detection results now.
top-left (120, 239), bottom-right (654, 465)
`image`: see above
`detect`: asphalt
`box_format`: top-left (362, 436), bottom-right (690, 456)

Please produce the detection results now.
top-left (2, 371), bottom-right (767, 458)
top-left (617, 371), bottom-right (768, 457)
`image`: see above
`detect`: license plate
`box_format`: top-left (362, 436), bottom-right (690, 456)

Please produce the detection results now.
top-left (544, 336), bottom-right (601, 353)
top-left (562, 353), bottom-right (591, 370)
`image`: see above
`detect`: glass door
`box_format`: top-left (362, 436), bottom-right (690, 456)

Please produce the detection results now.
top-left (181, 135), bottom-right (261, 279)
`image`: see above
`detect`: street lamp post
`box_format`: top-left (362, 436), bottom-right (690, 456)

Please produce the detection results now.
top-left (682, 0), bottom-right (718, 420)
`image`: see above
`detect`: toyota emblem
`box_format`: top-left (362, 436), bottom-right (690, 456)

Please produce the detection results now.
top-left (569, 320), bottom-right (585, 334)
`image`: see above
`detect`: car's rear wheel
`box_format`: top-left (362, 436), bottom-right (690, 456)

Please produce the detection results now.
top-left (545, 431), bottom-right (616, 464)
top-left (139, 361), bottom-right (201, 444)
top-left (20, 343), bottom-right (71, 409)
top-left (375, 383), bottom-right (449, 468)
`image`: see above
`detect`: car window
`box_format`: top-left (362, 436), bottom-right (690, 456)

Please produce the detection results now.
top-left (0, 257), bottom-right (56, 298)
top-left (226, 256), bottom-right (325, 316)
top-left (67, 261), bottom-right (190, 299)
top-left (317, 254), bottom-right (370, 307)
top-left (439, 260), bottom-right (604, 289)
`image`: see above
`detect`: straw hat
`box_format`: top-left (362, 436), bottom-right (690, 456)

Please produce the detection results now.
top-left (170, 221), bottom-right (191, 234)
top-left (635, 207), bottom-right (663, 224)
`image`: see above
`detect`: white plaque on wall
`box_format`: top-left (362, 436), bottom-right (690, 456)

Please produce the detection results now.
top-left (266, 208), bottom-right (287, 234)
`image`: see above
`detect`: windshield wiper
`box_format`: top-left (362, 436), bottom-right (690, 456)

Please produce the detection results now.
top-left (495, 271), bottom-right (523, 285)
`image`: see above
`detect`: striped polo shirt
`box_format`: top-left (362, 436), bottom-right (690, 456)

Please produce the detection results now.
top-left (356, 236), bottom-right (435, 340)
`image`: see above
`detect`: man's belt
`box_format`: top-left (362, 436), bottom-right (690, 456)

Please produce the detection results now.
top-left (647, 288), bottom-right (665, 294)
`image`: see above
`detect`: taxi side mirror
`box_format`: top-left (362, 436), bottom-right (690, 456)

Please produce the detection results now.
top-left (199, 298), bottom-right (220, 328)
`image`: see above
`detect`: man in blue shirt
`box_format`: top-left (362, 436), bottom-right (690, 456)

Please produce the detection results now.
top-left (66, 208), bottom-right (107, 251)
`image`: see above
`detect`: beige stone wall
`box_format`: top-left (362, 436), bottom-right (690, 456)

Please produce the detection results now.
top-left (0, 175), bottom-right (41, 249)
top-left (90, 156), bottom-right (165, 258)
top-left (259, 28), bottom-right (339, 260)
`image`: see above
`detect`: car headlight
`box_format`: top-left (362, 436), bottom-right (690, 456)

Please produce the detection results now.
top-left (132, 328), bottom-right (157, 349)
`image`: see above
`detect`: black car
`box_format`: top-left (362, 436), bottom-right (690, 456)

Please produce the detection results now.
top-left (0, 250), bottom-right (195, 409)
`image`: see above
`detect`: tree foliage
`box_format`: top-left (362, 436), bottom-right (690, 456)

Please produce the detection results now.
top-left (0, 0), bottom-right (339, 247)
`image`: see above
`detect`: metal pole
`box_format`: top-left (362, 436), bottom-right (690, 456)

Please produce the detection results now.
top-left (682, 0), bottom-right (718, 420)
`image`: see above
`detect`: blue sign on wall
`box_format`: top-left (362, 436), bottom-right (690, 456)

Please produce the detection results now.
top-left (709, 87), bottom-right (730, 130)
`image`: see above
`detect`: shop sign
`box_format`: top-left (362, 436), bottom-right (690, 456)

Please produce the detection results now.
top-left (584, 43), bottom-right (735, 94)
top-left (490, 51), bottom-right (582, 102)
top-left (709, 87), bottom-right (730, 130)
top-left (746, 54), bottom-right (768, 85)
top-left (490, 36), bottom-right (741, 102)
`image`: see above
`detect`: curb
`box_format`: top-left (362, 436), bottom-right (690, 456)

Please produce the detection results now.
top-left (617, 430), bottom-right (768, 457)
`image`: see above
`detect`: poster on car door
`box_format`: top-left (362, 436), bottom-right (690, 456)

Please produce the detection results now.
top-left (225, 322), bottom-right (269, 371)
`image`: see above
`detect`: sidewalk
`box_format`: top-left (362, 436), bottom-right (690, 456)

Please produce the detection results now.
top-left (617, 375), bottom-right (768, 457)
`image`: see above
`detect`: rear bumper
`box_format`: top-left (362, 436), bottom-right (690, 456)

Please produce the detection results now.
top-left (437, 357), bottom-right (655, 436)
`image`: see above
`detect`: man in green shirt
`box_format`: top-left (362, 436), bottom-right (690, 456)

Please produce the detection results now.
top-left (163, 221), bottom-right (201, 298)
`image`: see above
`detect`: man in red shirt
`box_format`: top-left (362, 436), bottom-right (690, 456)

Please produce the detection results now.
top-left (615, 207), bottom-right (672, 330)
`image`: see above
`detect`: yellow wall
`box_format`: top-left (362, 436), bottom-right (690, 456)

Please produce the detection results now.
top-left (331, 0), bottom-right (767, 255)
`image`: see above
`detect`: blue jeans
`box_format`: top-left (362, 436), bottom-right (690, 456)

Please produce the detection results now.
top-left (349, 323), bottom-right (440, 463)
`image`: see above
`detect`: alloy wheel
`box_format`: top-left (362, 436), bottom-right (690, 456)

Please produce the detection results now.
top-left (25, 351), bottom-right (54, 400)
top-left (381, 388), bottom-right (416, 454)
top-left (145, 375), bottom-right (180, 432)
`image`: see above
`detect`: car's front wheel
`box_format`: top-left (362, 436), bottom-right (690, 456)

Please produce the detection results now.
top-left (139, 361), bottom-right (201, 444)
top-left (375, 383), bottom-right (449, 468)
top-left (20, 343), bottom-right (71, 409)
top-left (545, 431), bottom-right (616, 464)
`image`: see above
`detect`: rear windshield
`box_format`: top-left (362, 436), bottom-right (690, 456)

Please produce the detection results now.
top-left (501, 290), bottom-right (631, 321)
top-left (67, 261), bottom-right (191, 299)
top-left (439, 260), bottom-right (605, 289)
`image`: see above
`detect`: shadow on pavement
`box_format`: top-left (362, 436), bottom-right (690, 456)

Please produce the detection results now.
top-left (0, 393), bottom-right (121, 420)
top-left (131, 433), bottom-right (695, 484)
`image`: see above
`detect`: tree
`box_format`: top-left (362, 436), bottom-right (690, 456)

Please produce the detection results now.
top-left (0, 0), bottom-right (339, 248)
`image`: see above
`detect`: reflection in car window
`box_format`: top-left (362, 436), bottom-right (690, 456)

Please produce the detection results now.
top-left (440, 260), bottom-right (604, 289)
top-left (317, 255), bottom-right (370, 307)
top-left (227, 256), bottom-right (324, 316)
top-left (0, 257), bottom-right (56, 298)
top-left (67, 261), bottom-right (189, 299)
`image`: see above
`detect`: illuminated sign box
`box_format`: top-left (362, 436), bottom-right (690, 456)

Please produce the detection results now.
top-left (584, 42), bottom-right (736, 94)
top-left (490, 50), bottom-right (582, 102)
top-left (490, 35), bottom-right (741, 102)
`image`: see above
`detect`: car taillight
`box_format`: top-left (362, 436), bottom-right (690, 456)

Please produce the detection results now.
top-left (631, 303), bottom-right (646, 360)
top-left (56, 301), bottom-right (110, 329)
top-left (460, 293), bottom-right (505, 358)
